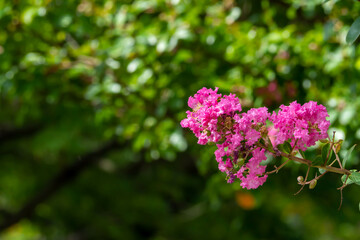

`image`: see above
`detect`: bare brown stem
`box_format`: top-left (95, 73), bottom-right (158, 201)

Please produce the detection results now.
top-left (332, 144), bottom-right (343, 169)
top-left (336, 175), bottom-right (349, 211)
top-left (302, 170), bottom-right (327, 184)
top-left (257, 142), bottom-right (351, 175)
top-left (325, 137), bottom-right (334, 166)
top-left (279, 152), bottom-right (311, 165)
top-left (266, 159), bottom-right (290, 175)
top-left (295, 166), bottom-right (310, 195)
top-left (328, 133), bottom-right (343, 169)
top-left (317, 165), bottom-right (350, 175)
top-left (338, 188), bottom-right (343, 211)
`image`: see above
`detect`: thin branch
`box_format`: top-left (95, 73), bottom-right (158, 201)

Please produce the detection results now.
top-left (295, 166), bottom-right (310, 195)
top-left (328, 132), bottom-right (343, 169)
top-left (324, 135), bottom-right (334, 166)
top-left (338, 188), bottom-right (343, 211)
top-left (337, 175), bottom-right (349, 211)
top-left (317, 165), bottom-right (350, 175)
top-left (302, 170), bottom-right (327, 184)
top-left (332, 144), bottom-right (343, 169)
top-left (266, 159), bottom-right (290, 175)
top-left (291, 139), bottom-right (299, 154)
top-left (329, 158), bottom-right (337, 167)
top-left (0, 140), bottom-right (121, 232)
top-left (279, 152), bottom-right (311, 165)
top-left (258, 143), bottom-right (351, 175)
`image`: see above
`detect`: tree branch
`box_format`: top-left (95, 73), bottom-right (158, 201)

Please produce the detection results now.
top-left (0, 125), bottom-right (42, 145)
top-left (259, 141), bottom-right (352, 176)
top-left (0, 140), bottom-right (121, 232)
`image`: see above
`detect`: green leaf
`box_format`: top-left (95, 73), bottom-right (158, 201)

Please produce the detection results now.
top-left (321, 143), bottom-right (331, 164)
top-left (299, 149), bottom-right (306, 159)
top-left (312, 156), bottom-right (324, 166)
top-left (346, 17), bottom-right (360, 44)
top-left (349, 172), bottom-right (360, 185)
top-left (278, 141), bottom-right (292, 154)
top-left (341, 174), bottom-right (354, 185)
top-left (323, 21), bottom-right (334, 41)
top-left (342, 144), bottom-right (356, 168)
top-left (319, 168), bottom-right (326, 174)
top-left (341, 170), bottom-right (360, 185)
top-left (284, 141), bottom-right (292, 153)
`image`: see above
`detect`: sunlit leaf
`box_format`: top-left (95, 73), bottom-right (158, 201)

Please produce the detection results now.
top-left (346, 17), bottom-right (360, 44)
top-left (342, 144), bottom-right (357, 168)
top-left (349, 172), bottom-right (360, 185)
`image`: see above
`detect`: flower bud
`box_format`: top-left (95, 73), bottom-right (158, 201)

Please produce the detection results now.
top-left (297, 176), bottom-right (304, 183)
top-left (237, 158), bottom-right (245, 167)
top-left (309, 179), bottom-right (317, 189)
top-left (334, 139), bottom-right (343, 153)
top-left (260, 125), bottom-right (268, 137)
top-left (225, 117), bottom-right (233, 130)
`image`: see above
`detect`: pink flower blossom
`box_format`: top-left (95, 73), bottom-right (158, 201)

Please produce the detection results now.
top-left (236, 148), bottom-right (268, 189)
top-left (181, 88), bottom-right (330, 190)
top-left (271, 101), bottom-right (330, 151)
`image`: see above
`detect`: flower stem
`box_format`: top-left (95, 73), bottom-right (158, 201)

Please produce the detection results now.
top-left (282, 152), bottom-right (351, 175)
top-left (258, 142), bottom-right (352, 176)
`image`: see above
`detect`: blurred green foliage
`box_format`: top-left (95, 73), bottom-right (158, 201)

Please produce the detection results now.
top-left (1, 0), bottom-right (360, 239)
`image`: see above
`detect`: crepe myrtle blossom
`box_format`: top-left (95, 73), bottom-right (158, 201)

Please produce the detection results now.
top-left (181, 87), bottom-right (334, 190)
top-left (180, 87), bottom-right (242, 145)
top-left (271, 101), bottom-right (330, 151)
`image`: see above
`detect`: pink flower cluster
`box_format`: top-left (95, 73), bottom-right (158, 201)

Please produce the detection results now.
top-left (181, 88), bottom-right (330, 190)
top-left (236, 148), bottom-right (268, 189)
top-left (271, 101), bottom-right (330, 151)
top-left (180, 87), bottom-right (241, 145)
